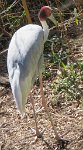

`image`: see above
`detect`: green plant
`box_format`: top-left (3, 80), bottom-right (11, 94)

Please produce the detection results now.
top-left (51, 62), bottom-right (83, 105)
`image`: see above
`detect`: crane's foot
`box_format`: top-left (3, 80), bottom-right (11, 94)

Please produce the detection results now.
top-left (36, 129), bottom-right (45, 138)
top-left (57, 138), bottom-right (69, 149)
top-left (36, 106), bottom-right (45, 114)
top-left (30, 128), bottom-right (45, 144)
top-left (30, 127), bottom-right (45, 138)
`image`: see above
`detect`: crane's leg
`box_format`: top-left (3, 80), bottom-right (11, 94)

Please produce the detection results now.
top-left (39, 74), bottom-right (60, 141)
top-left (30, 92), bottom-right (42, 138)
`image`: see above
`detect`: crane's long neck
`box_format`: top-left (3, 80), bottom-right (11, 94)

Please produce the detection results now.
top-left (40, 21), bottom-right (49, 43)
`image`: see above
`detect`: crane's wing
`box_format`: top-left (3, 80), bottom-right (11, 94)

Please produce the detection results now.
top-left (7, 25), bottom-right (44, 113)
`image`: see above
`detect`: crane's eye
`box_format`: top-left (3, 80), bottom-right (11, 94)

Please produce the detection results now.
top-left (45, 8), bottom-right (52, 17)
top-left (39, 9), bottom-right (47, 20)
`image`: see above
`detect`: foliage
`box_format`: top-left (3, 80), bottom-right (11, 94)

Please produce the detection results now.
top-left (0, 0), bottom-right (27, 50)
top-left (44, 1), bottom-right (83, 106)
top-left (51, 62), bottom-right (83, 102)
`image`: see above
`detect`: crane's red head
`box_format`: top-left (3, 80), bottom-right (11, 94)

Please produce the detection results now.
top-left (38, 6), bottom-right (52, 21)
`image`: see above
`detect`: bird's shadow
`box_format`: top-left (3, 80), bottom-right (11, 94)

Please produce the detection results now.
top-left (41, 136), bottom-right (69, 150)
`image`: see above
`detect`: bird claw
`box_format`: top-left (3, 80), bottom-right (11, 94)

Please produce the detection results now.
top-left (30, 129), bottom-right (45, 144)
top-left (57, 138), bottom-right (69, 149)
top-left (36, 107), bottom-right (45, 114)
top-left (36, 129), bottom-right (45, 138)
top-left (29, 127), bottom-right (45, 138)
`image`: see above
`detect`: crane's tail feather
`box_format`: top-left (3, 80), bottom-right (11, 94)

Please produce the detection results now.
top-left (10, 65), bottom-right (25, 114)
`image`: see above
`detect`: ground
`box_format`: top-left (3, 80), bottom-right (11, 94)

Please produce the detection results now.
top-left (0, 22), bottom-right (83, 150)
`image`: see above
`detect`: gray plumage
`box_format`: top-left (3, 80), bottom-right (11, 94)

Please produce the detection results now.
top-left (7, 24), bottom-right (44, 113)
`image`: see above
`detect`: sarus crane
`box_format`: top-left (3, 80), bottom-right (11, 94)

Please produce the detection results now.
top-left (7, 6), bottom-right (61, 141)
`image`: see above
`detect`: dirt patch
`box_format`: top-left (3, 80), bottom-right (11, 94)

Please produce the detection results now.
top-left (0, 79), bottom-right (83, 150)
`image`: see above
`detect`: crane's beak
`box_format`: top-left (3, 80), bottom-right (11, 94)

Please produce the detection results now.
top-left (49, 14), bottom-right (57, 26)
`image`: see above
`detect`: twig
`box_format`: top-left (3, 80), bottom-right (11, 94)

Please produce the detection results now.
top-left (0, 49), bottom-right (8, 55)
top-left (0, 0), bottom-right (20, 15)
top-left (0, 27), bottom-right (12, 37)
